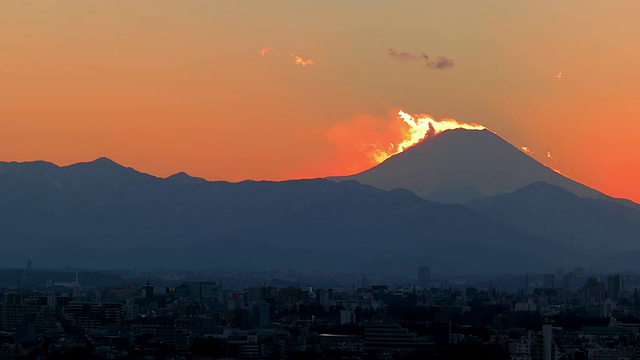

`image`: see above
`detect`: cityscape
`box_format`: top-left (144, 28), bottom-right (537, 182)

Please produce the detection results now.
top-left (1, 262), bottom-right (640, 359)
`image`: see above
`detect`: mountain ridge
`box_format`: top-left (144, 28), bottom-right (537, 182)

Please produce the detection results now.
top-left (466, 181), bottom-right (640, 268)
top-left (0, 158), bottom-right (556, 274)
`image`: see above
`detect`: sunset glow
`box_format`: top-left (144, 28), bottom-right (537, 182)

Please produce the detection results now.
top-left (371, 110), bottom-right (486, 163)
top-left (1, 1), bottom-right (640, 203)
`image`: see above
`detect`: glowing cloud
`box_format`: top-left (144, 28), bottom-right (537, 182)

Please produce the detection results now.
top-left (258, 48), bottom-right (314, 67)
top-left (291, 54), bottom-right (314, 67)
top-left (325, 110), bottom-right (486, 173)
top-left (521, 146), bottom-right (534, 155)
top-left (547, 152), bottom-right (559, 162)
top-left (556, 72), bottom-right (563, 79)
top-left (386, 110), bottom-right (484, 160)
top-left (259, 47), bottom-right (272, 56)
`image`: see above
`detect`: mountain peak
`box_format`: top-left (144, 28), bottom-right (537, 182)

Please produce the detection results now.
top-left (61, 157), bottom-right (143, 180)
top-left (86, 157), bottom-right (125, 168)
top-left (92, 156), bottom-right (118, 164)
top-left (330, 126), bottom-right (628, 206)
top-left (166, 172), bottom-right (208, 184)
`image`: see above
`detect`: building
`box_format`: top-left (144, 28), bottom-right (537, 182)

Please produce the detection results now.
top-left (340, 310), bottom-right (355, 325)
top-left (418, 266), bottom-right (431, 288)
top-left (601, 299), bottom-right (617, 317)
top-left (563, 272), bottom-right (577, 293)
top-left (247, 286), bottom-right (277, 304)
top-left (515, 299), bottom-right (537, 312)
top-left (511, 323), bottom-right (562, 360)
top-left (250, 301), bottom-right (270, 328)
top-left (142, 281), bottom-right (154, 302)
top-left (364, 323), bottom-right (427, 352)
top-left (607, 275), bottom-right (622, 301)
top-left (584, 277), bottom-right (606, 304)
top-left (315, 288), bottom-right (330, 309)
top-left (278, 287), bottom-right (306, 306)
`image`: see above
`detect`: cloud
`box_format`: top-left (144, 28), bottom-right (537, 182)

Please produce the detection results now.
top-left (388, 48), bottom-right (455, 70)
top-left (291, 54), bottom-right (314, 67)
top-left (259, 47), bottom-right (272, 56)
top-left (426, 56), bottom-right (455, 69)
top-left (259, 47), bottom-right (314, 67)
top-left (388, 49), bottom-right (420, 61)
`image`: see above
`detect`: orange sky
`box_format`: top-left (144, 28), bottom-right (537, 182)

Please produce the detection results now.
top-left (1, 1), bottom-right (640, 203)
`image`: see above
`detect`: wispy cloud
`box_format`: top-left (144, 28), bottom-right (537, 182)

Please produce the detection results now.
top-left (388, 48), bottom-right (455, 70)
top-left (388, 49), bottom-right (421, 61)
top-left (259, 47), bottom-right (314, 67)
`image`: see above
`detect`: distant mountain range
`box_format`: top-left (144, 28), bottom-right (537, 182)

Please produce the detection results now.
top-left (0, 157), bottom-right (553, 274)
top-left (1, 128), bottom-right (639, 275)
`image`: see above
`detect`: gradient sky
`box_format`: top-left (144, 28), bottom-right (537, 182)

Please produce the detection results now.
top-left (2, 1), bottom-right (640, 202)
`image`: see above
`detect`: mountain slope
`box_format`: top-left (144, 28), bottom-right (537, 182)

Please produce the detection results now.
top-left (330, 129), bottom-right (638, 209)
top-left (466, 182), bottom-right (640, 267)
top-left (0, 158), bottom-right (555, 274)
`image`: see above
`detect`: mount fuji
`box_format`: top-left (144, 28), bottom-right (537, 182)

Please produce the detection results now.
top-left (330, 128), bottom-right (638, 210)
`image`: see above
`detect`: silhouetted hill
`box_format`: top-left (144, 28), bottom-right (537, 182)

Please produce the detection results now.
top-left (466, 182), bottom-right (640, 268)
top-left (331, 129), bottom-right (639, 210)
top-left (166, 172), bottom-right (208, 184)
top-left (0, 158), bottom-right (555, 275)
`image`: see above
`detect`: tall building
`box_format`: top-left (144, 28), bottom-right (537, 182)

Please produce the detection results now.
top-left (417, 266), bottom-right (430, 288)
top-left (316, 288), bottom-right (329, 309)
top-left (563, 272), bottom-right (577, 293)
top-left (433, 312), bottom-right (452, 349)
top-left (249, 301), bottom-right (270, 328)
top-left (543, 323), bottom-right (552, 360)
top-left (360, 275), bottom-right (370, 289)
top-left (607, 275), bottom-right (623, 301)
top-left (543, 274), bottom-right (555, 289)
top-left (584, 277), bottom-right (606, 304)
top-left (143, 281), bottom-right (154, 302)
